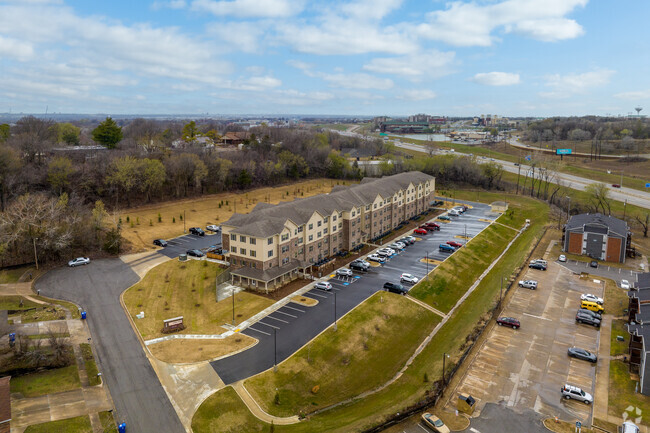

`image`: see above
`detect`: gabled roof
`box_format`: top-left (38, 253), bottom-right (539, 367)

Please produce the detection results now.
top-left (637, 273), bottom-right (650, 290)
top-left (566, 213), bottom-right (628, 238)
top-left (223, 171), bottom-right (434, 238)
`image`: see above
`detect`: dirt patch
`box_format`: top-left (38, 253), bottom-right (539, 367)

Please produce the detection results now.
top-left (291, 296), bottom-right (318, 307)
top-left (148, 334), bottom-right (257, 363)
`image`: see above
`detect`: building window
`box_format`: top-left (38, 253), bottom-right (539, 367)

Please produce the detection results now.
top-left (317, 231), bottom-right (321, 238)
top-left (282, 258), bottom-right (289, 265)
top-left (231, 234), bottom-right (236, 241)
top-left (333, 235), bottom-right (337, 241)
top-left (338, 212), bottom-right (342, 218)
top-left (250, 250), bottom-right (256, 257)
top-left (309, 223), bottom-right (313, 230)
top-left (333, 226), bottom-right (337, 232)
top-left (333, 247), bottom-right (338, 253)
top-left (324, 216), bottom-right (329, 222)
top-left (309, 235), bottom-right (313, 241)
top-left (268, 237), bottom-right (273, 245)
top-left (324, 238), bottom-right (328, 244)
top-left (281, 233), bottom-right (289, 241)
top-left (298, 226), bottom-right (304, 233)
top-left (317, 221), bottom-right (322, 227)
top-left (241, 248), bottom-right (246, 255)
top-left (240, 235), bottom-right (246, 242)
top-left (324, 228), bottom-right (328, 234)
top-left (309, 246), bottom-right (314, 252)
top-left (333, 215), bottom-right (337, 222)
top-left (250, 238), bottom-right (256, 245)
top-left (298, 238), bottom-right (303, 244)
top-left (268, 250), bottom-right (273, 258)
top-left (352, 221), bottom-right (355, 227)
top-left (282, 246), bottom-right (289, 253)
top-left (374, 203), bottom-right (377, 209)
top-left (338, 223), bottom-right (342, 228)
top-left (232, 246), bottom-right (237, 253)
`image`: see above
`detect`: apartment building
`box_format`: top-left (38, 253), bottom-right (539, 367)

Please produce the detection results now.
top-left (221, 171), bottom-right (435, 292)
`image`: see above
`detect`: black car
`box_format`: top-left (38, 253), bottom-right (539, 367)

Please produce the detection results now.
top-left (189, 227), bottom-right (205, 236)
top-left (578, 308), bottom-right (602, 320)
top-left (399, 238), bottom-right (413, 246)
top-left (567, 347), bottom-right (597, 363)
top-left (153, 239), bottom-right (168, 247)
top-left (186, 249), bottom-right (205, 257)
top-left (528, 262), bottom-right (547, 270)
top-left (383, 282), bottom-right (407, 295)
top-left (576, 312), bottom-right (600, 327)
top-left (589, 260), bottom-right (598, 268)
top-left (350, 262), bottom-right (369, 272)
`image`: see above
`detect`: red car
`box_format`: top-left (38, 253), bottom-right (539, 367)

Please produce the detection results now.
top-left (497, 317), bottom-right (520, 329)
top-left (612, 184), bottom-right (621, 188)
top-left (425, 223), bottom-right (441, 230)
top-left (419, 225), bottom-right (436, 232)
top-left (446, 241), bottom-right (463, 248)
top-left (414, 228), bottom-right (428, 235)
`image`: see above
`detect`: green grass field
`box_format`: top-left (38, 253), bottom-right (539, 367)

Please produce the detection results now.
top-left (0, 295), bottom-right (39, 311)
top-left (604, 279), bottom-right (629, 317)
top-left (609, 360), bottom-right (650, 426)
top-left (24, 416), bottom-right (92, 433)
top-left (99, 411), bottom-right (118, 433)
top-left (245, 292), bottom-right (440, 417)
top-left (193, 197), bottom-right (548, 432)
top-left (610, 319), bottom-right (629, 357)
top-left (192, 386), bottom-right (268, 433)
top-left (10, 365), bottom-right (80, 398)
top-left (80, 343), bottom-right (101, 386)
top-left (123, 260), bottom-right (274, 339)
top-left (0, 265), bottom-right (34, 284)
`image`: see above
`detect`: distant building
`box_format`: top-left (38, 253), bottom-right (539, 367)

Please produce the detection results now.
top-left (222, 132), bottom-right (251, 146)
top-left (563, 213), bottom-right (629, 263)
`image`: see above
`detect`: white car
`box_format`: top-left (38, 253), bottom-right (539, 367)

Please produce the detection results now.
top-left (581, 293), bottom-right (604, 305)
top-left (378, 248), bottom-right (396, 256)
top-left (206, 225), bottom-right (220, 232)
top-left (448, 209), bottom-right (460, 216)
top-left (400, 273), bottom-right (419, 284)
top-left (558, 254), bottom-right (567, 262)
top-left (314, 281), bottom-right (332, 291)
top-left (68, 257), bottom-right (90, 267)
top-left (336, 268), bottom-right (353, 277)
top-left (621, 280), bottom-right (631, 290)
top-left (518, 280), bottom-right (538, 290)
top-left (367, 254), bottom-right (385, 263)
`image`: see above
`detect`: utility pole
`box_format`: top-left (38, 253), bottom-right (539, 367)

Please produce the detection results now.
top-left (333, 292), bottom-right (338, 331)
top-left (33, 238), bottom-right (39, 270)
top-left (516, 158), bottom-right (521, 194)
top-left (232, 288), bottom-right (235, 325)
top-left (183, 210), bottom-right (186, 233)
top-left (566, 196), bottom-right (571, 224)
top-left (273, 328), bottom-right (277, 372)
top-left (442, 353), bottom-right (450, 386)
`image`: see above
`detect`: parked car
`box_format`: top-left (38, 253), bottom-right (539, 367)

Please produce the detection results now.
top-left (405, 236), bottom-right (417, 243)
top-left (414, 228), bottom-right (428, 235)
top-left (446, 241), bottom-right (463, 248)
top-left (388, 242), bottom-right (405, 251)
top-left (383, 282), bottom-right (408, 295)
top-left (621, 279), bottom-right (631, 290)
top-left (68, 257), bottom-right (90, 267)
top-left (558, 254), bottom-right (567, 262)
top-left (400, 273), bottom-right (419, 284)
top-left (589, 260), bottom-right (598, 268)
top-left (377, 248), bottom-right (396, 256)
top-left (518, 280), bottom-right (538, 290)
top-left (578, 308), bottom-right (602, 320)
top-left (336, 268), bottom-right (353, 277)
top-left (206, 224), bottom-right (220, 232)
top-left (315, 281), bottom-right (333, 291)
top-left (425, 222), bottom-right (441, 230)
top-left (496, 317), bottom-right (520, 329)
top-left (367, 254), bottom-right (386, 263)
top-left (448, 209), bottom-right (460, 216)
top-left (453, 206), bottom-right (465, 214)
top-left (439, 244), bottom-right (455, 253)
top-left (581, 293), bottom-right (604, 305)
top-left (580, 300), bottom-right (604, 314)
top-left (421, 413), bottom-right (450, 433)
top-left (153, 239), bottom-right (168, 247)
top-left (567, 347), bottom-right (597, 363)
top-left (529, 262), bottom-right (547, 271)
top-left (621, 421), bottom-right (640, 433)
top-left (420, 225), bottom-right (436, 232)
top-left (531, 259), bottom-right (547, 266)
top-left (186, 249), bottom-right (205, 257)
top-left (438, 215), bottom-right (451, 221)
top-left (350, 261), bottom-right (369, 272)
top-left (399, 237), bottom-right (414, 246)
top-left (575, 311), bottom-right (601, 327)
top-left (612, 184), bottom-right (621, 188)
top-left (561, 384), bottom-right (593, 404)
top-left (189, 227), bottom-right (205, 236)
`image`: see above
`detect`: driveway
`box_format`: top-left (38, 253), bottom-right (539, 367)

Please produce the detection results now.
top-left (35, 256), bottom-right (186, 433)
top-left (157, 232), bottom-right (221, 258)
top-left (212, 203), bottom-right (498, 384)
top-left (449, 262), bottom-right (603, 424)
top-left (560, 259), bottom-right (638, 286)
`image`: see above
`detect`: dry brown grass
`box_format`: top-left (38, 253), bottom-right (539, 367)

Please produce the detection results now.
top-left (543, 418), bottom-right (596, 433)
top-left (118, 179), bottom-right (356, 251)
top-left (437, 410), bottom-right (470, 431)
top-left (291, 296), bottom-right (318, 307)
top-left (148, 334), bottom-right (257, 363)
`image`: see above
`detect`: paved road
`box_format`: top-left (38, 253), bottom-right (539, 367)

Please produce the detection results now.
top-left (158, 232), bottom-right (221, 258)
top-left (559, 259), bottom-right (638, 286)
top-left (212, 202), bottom-right (497, 384)
top-left (457, 403), bottom-right (549, 433)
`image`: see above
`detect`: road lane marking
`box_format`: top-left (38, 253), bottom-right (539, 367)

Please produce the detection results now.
top-left (284, 305), bottom-right (305, 313)
top-left (523, 312), bottom-right (552, 321)
top-left (266, 315), bottom-right (289, 323)
top-left (275, 310), bottom-right (297, 318)
top-left (308, 292), bottom-right (328, 299)
top-left (258, 321), bottom-right (279, 330)
top-left (247, 327), bottom-right (270, 336)
top-left (470, 428), bottom-right (481, 433)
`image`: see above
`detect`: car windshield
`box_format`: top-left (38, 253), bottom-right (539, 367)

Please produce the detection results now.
top-left (434, 419), bottom-right (443, 427)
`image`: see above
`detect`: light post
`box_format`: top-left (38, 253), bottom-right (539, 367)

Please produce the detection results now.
top-left (32, 237), bottom-right (39, 270)
top-left (500, 276), bottom-right (504, 307)
top-left (333, 292), bottom-right (338, 331)
top-left (273, 328), bottom-right (277, 372)
top-left (624, 199), bottom-right (627, 220)
top-left (232, 288), bottom-right (236, 325)
top-left (183, 210), bottom-right (186, 233)
top-left (464, 224), bottom-right (467, 240)
top-left (566, 196), bottom-right (571, 224)
top-left (442, 353), bottom-right (450, 386)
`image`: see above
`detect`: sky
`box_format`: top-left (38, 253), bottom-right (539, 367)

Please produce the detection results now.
top-left (0, 0), bottom-right (649, 117)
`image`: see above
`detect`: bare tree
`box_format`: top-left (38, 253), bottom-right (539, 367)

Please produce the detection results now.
top-left (635, 213), bottom-right (649, 238)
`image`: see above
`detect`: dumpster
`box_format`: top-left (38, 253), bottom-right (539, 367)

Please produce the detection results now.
top-left (457, 393), bottom-right (476, 415)
top-left (179, 254), bottom-right (187, 262)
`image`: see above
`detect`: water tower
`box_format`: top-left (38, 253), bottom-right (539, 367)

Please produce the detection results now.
top-left (635, 107), bottom-right (643, 116)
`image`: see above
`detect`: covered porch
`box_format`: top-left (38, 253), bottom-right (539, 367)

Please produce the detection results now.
top-left (231, 259), bottom-right (312, 294)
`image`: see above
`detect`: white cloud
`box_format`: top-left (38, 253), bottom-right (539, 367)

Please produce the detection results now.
top-left (363, 50), bottom-right (455, 79)
top-left (417, 0), bottom-right (587, 46)
top-left (208, 21), bottom-right (266, 53)
top-left (0, 35), bottom-right (34, 61)
top-left (190, 0), bottom-right (300, 18)
top-left (397, 89), bottom-right (437, 101)
top-left (237, 76), bottom-right (282, 90)
top-left (541, 69), bottom-right (614, 98)
top-left (151, 0), bottom-right (187, 10)
top-left (322, 73), bottom-right (393, 90)
top-left (471, 72), bottom-right (520, 86)
top-left (341, 0), bottom-right (404, 21)
top-left (614, 90), bottom-right (650, 100)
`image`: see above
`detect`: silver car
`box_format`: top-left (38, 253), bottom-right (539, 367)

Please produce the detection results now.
top-left (68, 257), bottom-right (90, 267)
top-left (336, 268), bottom-right (353, 277)
top-left (561, 384), bottom-right (593, 404)
top-left (315, 281), bottom-right (332, 291)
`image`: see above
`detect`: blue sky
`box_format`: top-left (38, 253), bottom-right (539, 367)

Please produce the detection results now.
top-left (0, 0), bottom-right (648, 116)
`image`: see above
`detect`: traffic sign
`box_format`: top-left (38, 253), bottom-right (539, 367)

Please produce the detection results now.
top-left (646, 183), bottom-right (650, 188)
top-left (556, 148), bottom-right (572, 155)
top-left (525, 155), bottom-right (531, 161)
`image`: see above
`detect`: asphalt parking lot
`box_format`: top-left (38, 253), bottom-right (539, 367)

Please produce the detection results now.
top-left (559, 259), bottom-right (638, 287)
top-left (449, 261), bottom-right (603, 424)
top-left (212, 201), bottom-right (499, 384)
top-left (157, 231), bottom-right (221, 258)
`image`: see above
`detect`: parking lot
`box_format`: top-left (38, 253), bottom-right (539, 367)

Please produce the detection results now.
top-left (560, 258), bottom-right (638, 287)
top-left (156, 231), bottom-right (221, 258)
top-left (212, 201), bottom-right (499, 384)
top-left (450, 261), bottom-right (604, 423)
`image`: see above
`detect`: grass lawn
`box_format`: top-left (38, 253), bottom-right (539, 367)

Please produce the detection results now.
top-left (192, 386), bottom-right (268, 433)
top-left (245, 292), bottom-right (440, 417)
top-left (24, 415), bottom-right (92, 433)
top-left (32, 296), bottom-right (82, 320)
top-left (0, 265), bottom-right (34, 283)
top-left (119, 178), bottom-right (356, 251)
top-left (124, 260), bottom-right (274, 339)
top-left (99, 410), bottom-right (118, 433)
top-left (193, 198), bottom-right (548, 433)
top-left (80, 343), bottom-right (101, 386)
top-left (611, 320), bottom-right (629, 357)
top-left (148, 333), bottom-right (257, 363)
top-left (10, 365), bottom-right (81, 397)
top-left (543, 418), bottom-right (597, 433)
top-left (0, 295), bottom-right (39, 311)
top-left (609, 360), bottom-right (650, 426)
top-left (604, 279), bottom-right (629, 317)
top-left (27, 333), bottom-right (70, 339)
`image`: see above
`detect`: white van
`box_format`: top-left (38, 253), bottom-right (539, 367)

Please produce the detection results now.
top-left (622, 421), bottom-right (640, 433)
top-left (448, 209), bottom-right (460, 216)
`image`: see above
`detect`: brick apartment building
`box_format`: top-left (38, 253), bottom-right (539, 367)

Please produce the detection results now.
top-left (221, 171), bottom-right (435, 291)
top-left (563, 213), bottom-right (629, 263)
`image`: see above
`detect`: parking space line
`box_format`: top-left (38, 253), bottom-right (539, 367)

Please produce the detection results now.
top-left (275, 310), bottom-right (297, 318)
top-left (308, 291), bottom-right (328, 299)
top-left (247, 327), bottom-right (271, 336)
top-left (266, 315), bottom-right (289, 323)
top-left (258, 321), bottom-right (279, 330)
top-left (284, 305), bottom-right (305, 313)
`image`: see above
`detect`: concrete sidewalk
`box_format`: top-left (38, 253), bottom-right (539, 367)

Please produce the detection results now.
top-left (232, 381), bottom-right (300, 425)
top-left (0, 282), bottom-right (47, 305)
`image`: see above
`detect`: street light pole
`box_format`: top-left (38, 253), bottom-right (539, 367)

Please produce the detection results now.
top-left (426, 252), bottom-right (429, 280)
top-left (273, 328), bottom-right (277, 372)
top-left (566, 196), bottom-right (571, 224)
top-left (442, 353), bottom-right (450, 386)
top-left (32, 237), bottom-right (39, 270)
top-left (232, 288), bottom-right (235, 325)
top-left (183, 210), bottom-right (186, 233)
top-left (333, 292), bottom-right (338, 331)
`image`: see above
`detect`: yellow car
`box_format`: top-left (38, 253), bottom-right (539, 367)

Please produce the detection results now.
top-left (421, 413), bottom-right (450, 433)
